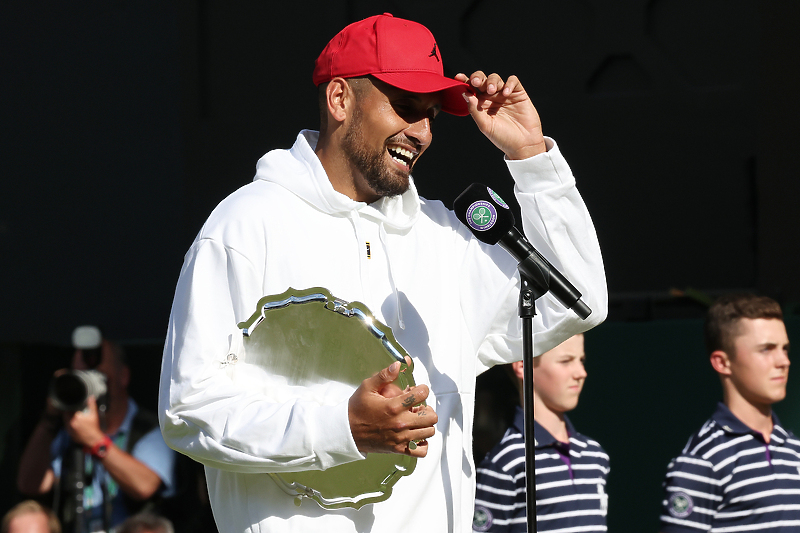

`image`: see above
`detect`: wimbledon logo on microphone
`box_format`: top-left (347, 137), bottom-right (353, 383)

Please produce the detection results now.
top-left (488, 187), bottom-right (509, 209)
top-left (466, 188), bottom-right (508, 232)
top-left (467, 201), bottom-right (497, 232)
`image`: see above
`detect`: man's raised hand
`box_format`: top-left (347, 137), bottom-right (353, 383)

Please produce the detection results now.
top-left (456, 71), bottom-right (547, 160)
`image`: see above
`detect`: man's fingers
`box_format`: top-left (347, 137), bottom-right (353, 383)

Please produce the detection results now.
top-left (404, 426), bottom-right (436, 457)
top-left (396, 400), bottom-right (438, 432)
top-left (368, 361), bottom-right (401, 391)
top-left (463, 71), bottom-right (507, 95)
top-left (394, 384), bottom-right (430, 412)
top-left (459, 71), bottom-right (524, 100)
top-left (501, 75), bottom-right (521, 96)
top-left (378, 361), bottom-right (401, 381)
top-left (467, 70), bottom-right (487, 88)
top-left (484, 73), bottom-right (505, 95)
top-left (407, 440), bottom-right (429, 457)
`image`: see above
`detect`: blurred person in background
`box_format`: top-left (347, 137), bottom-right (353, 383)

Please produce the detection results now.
top-left (1, 500), bottom-right (60, 533)
top-left (116, 513), bottom-right (173, 533)
top-left (17, 326), bottom-right (176, 533)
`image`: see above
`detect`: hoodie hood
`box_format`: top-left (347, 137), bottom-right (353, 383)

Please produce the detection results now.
top-left (253, 130), bottom-right (420, 233)
top-left (253, 130), bottom-right (420, 329)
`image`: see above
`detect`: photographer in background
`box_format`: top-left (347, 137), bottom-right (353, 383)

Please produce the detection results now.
top-left (17, 326), bottom-right (176, 533)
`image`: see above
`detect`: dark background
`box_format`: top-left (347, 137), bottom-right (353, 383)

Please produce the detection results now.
top-left (2, 1), bottom-right (799, 530)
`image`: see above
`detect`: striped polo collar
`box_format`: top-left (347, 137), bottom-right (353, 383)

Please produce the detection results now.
top-left (531, 409), bottom-right (578, 448)
top-left (711, 401), bottom-right (787, 445)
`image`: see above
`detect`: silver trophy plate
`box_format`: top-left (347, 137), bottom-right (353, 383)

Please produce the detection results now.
top-left (236, 287), bottom-right (419, 509)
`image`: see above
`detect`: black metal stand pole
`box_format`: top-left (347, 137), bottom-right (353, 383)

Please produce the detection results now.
top-left (519, 273), bottom-right (546, 533)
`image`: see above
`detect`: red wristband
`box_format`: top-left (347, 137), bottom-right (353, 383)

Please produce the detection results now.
top-left (85, 435), bottom-right (112, 459)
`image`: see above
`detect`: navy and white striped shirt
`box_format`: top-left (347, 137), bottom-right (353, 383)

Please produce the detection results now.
top-left (473, 406), bottom-right (610, 532)
top-left (660, 402), bottom-right (800, 532)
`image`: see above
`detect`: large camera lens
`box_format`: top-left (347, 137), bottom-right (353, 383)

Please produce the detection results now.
top-left (50, 370), bottom-right (107, 411)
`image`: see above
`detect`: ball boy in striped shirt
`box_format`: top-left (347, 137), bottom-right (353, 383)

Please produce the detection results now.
top-left (660, 293), bottom-right (798, 531)
top-left (473, 334), bottom-right (610, 532)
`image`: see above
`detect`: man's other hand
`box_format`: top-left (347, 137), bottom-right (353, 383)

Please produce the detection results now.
top-left (348, 358), bottom-right (437, 457)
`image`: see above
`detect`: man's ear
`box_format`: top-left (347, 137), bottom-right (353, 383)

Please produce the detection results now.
top-left (511, 360), bottom-right (525, 381)
top-left (325, 77), bottom-right (352, 125)
top-left (710, 350), bottom-right (732, 376)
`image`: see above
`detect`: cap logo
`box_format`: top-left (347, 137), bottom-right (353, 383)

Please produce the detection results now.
top-left (429, 43), bottom-right (440, 62)
top-left (467, 201), bottom-right (497, 232)
top-left (488, 187), bottom-right (509, 209)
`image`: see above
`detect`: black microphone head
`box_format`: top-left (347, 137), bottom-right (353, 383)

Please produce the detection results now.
top-left (453, 183), bottom-right (515, 245)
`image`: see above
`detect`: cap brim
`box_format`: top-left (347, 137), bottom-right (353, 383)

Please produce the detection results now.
top-left (373, 72), bottom-right (472, 116)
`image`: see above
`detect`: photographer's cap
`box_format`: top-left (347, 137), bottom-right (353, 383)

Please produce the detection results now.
top-left (313, 13), bottom-right (471, 116)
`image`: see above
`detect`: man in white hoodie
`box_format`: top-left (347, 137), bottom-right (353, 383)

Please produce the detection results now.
top-left (159, 12), bottom-right (607, 533)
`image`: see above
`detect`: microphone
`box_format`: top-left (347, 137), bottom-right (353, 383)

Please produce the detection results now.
top-left (453, 183), bottom-right (591, 319)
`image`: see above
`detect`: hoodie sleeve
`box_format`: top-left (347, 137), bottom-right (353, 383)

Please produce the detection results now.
top-left (158, 235), bottom-right (365, 473)
top-left (472, 137), bottom-right (607, 371)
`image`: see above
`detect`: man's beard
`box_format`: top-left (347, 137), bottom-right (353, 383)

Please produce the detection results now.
top-left (341, 105), bottom-right (410, 199)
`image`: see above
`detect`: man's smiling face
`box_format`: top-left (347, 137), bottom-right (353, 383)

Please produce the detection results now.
top-left (341, 77), bottom-right (441, 201)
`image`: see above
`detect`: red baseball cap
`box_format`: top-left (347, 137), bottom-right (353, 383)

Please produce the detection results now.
top-left (313, 13), bottom-right (471, 116)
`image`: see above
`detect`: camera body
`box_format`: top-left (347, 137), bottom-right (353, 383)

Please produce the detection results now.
top-left (49, 369), bottom-right (107, 411)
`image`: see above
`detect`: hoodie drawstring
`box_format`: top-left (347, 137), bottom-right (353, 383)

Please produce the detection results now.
top-left (348, 210), bottom-right (369, 298)
top-left (380, 222), bottom-right (405, 330)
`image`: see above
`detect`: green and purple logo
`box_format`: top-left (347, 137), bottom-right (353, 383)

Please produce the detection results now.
top-left (488, 187), bottom-right (509, 209)
top-left (668, 492), bottom-right (693, 518)
top-left (467, 201), bottom-right (497, 232)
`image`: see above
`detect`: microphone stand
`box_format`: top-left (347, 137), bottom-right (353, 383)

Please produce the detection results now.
top-left (519, 273), bottom-right (547, 533)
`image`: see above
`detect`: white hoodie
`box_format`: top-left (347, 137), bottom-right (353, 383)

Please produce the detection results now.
top-left (159, 130), bottom-right (607, 532)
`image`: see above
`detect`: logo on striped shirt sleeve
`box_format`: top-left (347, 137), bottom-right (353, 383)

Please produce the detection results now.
top-left (667, 491), bottom-right (694, 518)
top-left (472, 505), bottom-right (493, 532)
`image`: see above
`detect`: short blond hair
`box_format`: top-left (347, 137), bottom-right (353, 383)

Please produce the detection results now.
top-left (1, 500), bottom-right (60, 533)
